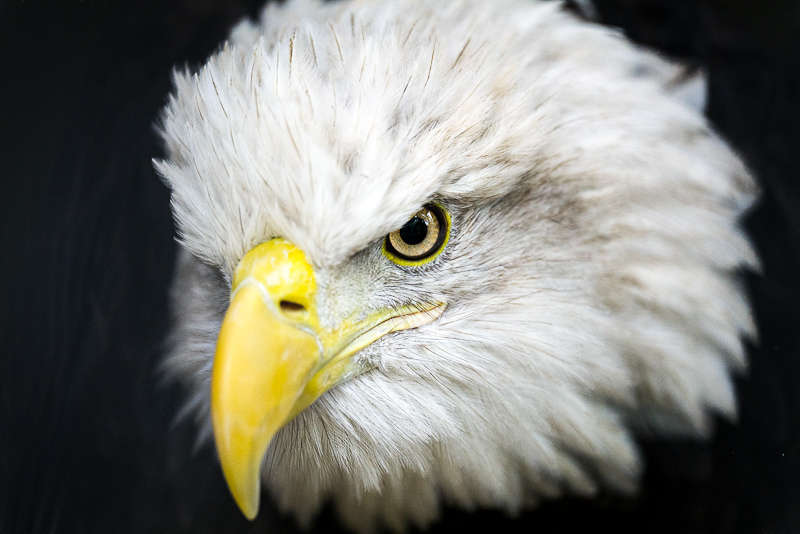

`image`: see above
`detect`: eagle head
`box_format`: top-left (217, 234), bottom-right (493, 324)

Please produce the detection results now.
top-left (154, 0), bottom-right (757, 531)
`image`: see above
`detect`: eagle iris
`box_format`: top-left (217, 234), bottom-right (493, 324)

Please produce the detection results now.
top-left (383, 204), bottom-right (450, 265)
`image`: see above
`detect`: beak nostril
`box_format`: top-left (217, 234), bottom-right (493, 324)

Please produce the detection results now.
top-left (279, 300), bottom-right (306, 313)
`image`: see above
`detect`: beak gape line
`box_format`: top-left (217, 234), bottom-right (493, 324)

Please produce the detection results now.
top-left (210, 238), bottom-right (445, 519)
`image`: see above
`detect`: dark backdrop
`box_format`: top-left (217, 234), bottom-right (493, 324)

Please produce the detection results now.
top-left (1, 1), bottom-right (798, 533)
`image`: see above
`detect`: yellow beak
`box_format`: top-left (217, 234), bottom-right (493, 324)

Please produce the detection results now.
top-left (211, 239), bottom-right (444, 520)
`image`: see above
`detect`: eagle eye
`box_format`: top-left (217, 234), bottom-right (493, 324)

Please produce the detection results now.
top-left (382, 204), bottom-right (450, 266)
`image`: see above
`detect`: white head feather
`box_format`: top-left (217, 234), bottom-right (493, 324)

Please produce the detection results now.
top-left (155, 0), bottom-right (758, 531)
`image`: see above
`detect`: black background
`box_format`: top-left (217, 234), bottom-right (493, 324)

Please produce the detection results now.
top-left (1, 1), bottom-right (798, 533)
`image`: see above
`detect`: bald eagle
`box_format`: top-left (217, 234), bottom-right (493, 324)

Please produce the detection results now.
top-left (154, 0), bottom-right (757, 531)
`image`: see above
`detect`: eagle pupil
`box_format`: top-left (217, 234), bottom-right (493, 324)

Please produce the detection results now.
top-left (399, 217), bottom-right (428, 245)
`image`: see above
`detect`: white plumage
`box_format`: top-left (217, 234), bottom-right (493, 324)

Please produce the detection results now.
top-left (155, 0), bottom-right (758, 531)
